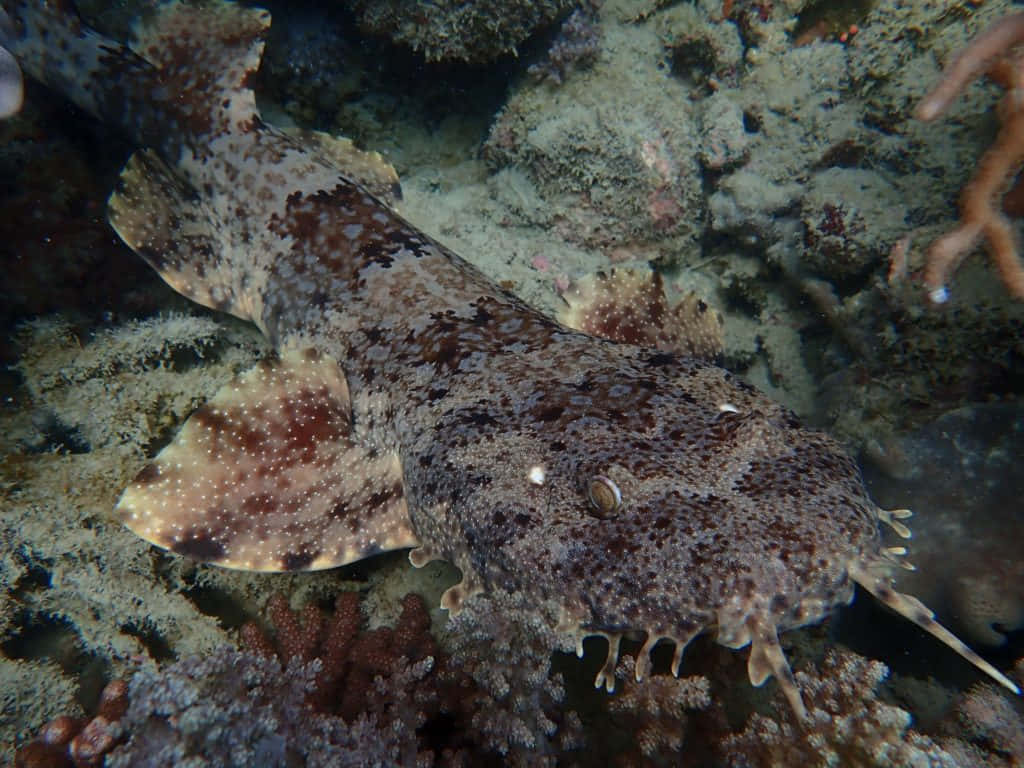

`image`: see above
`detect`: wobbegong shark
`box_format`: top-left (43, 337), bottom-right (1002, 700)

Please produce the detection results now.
top-left (3, 0), bottom-right (1017, 717)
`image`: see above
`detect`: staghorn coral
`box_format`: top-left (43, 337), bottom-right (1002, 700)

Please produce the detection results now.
top-left (720, 649), bottom-right (960, 768)
top-left (916, 12), bottom-right (1024, 303)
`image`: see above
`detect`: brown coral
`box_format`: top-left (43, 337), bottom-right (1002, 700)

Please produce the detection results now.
top-left (949, 683), bottom-right (1024, 764)
top-left (916, 13), bottom-right (1024, 303)
top-left (14, 679), bottom-right (128, 768)
top-left (241, 590), bottom-right (474, 762)
top-left (607, 654), bottom-right (710, 764)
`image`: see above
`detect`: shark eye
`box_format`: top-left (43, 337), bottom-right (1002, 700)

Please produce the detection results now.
top-left (587, 475), bottom-right (622, 517)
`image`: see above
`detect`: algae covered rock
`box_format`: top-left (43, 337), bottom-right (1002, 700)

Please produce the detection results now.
top-left (349, 0), bottom-right (574, 63)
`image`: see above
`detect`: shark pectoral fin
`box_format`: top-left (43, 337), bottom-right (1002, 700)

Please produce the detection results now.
top-left (109, 149), bottom-right (264, 324)
top-left (114, 348), bottom-right (418, 572)
top-left (558, 267), bottom-right (725, 360)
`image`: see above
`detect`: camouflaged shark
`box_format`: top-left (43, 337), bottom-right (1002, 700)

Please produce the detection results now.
top-left (4, 0), bottom-right (1018, 717)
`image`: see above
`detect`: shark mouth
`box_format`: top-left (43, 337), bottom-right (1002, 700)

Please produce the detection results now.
top-left (578, 506), bottom-right (1020, 721)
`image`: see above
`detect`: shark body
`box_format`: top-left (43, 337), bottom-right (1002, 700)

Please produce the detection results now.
top-left (3, 0), bottom-right (1017, 716)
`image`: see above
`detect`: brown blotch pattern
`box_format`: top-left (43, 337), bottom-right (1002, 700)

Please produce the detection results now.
top-left (558, 267), bottom-right (725, 360)
top-left (116, 348), bottom-right (418, 571)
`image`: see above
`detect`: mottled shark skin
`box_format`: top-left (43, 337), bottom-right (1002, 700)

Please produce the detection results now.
top-left (4, 0), bottom-right (1018, 717)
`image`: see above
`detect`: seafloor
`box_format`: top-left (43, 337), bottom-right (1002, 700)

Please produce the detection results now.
top-left (2, 0), bottom-right (1024, 765)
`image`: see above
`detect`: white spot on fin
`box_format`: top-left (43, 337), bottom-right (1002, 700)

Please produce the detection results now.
top-left (115, 348), bottom-right (419, 572)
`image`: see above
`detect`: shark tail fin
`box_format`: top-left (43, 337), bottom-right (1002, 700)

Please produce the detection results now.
top-left (2, 1), bottom-right (269, 147)
top-left (130, 1), bottom-right (270, 141)
top-left (102, 1), bottom-right (274, 325)
top-left (0, 1), bottom-right (148, 130)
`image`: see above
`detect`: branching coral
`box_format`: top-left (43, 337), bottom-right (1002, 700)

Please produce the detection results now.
top-left (241, 591), bottom-right (460, 764)
top-left (720, 649), bottom-right (960, 768)
top-left (607, 654), bottom-right (710, 764)
top-left (16, 591), bottom-right (474, 767)
top-left (105, 647), bottom-right (415, 767)
top-left (916, 13), bottom-right (1024, 303)
top-left (443, 588), bottom-right (583, 765)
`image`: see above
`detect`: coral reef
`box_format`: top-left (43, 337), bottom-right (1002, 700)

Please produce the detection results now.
top-left (527, 8), bottom-right (601, 85)
top-left (443, 588), bottom-right (582, 764)
top-left (482, 11), bottom-right (710, 259)
top-left (241, 590), bottom-right (464, 763)
top-left (6, 0), bottom-right (1024, 763)
top-left (107, 647), bottom-right (415, 768)
top-left (607, 654), bottom-right (710, 763)
top-left (945, 683), bottom-right (1024, 765)
top-left (916, 13), bottom-right (1024, 303)
top-left (1, 314), bottom-right (272, 756)
top-left (720, 649), bottom-right (961, 767)
top-left (349, 0), bottom-right (574, 63)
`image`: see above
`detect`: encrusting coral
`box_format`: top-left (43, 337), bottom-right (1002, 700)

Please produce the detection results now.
top-left (916, 12), bottom-right (1024, 303)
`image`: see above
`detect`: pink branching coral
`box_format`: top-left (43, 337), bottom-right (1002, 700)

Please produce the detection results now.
top-left (241, 590), bottom-right (470, 760)
top-left (916, 13), bottom-right (1024, 303)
